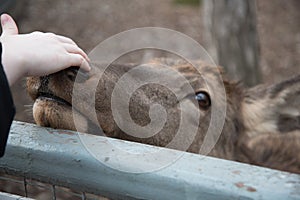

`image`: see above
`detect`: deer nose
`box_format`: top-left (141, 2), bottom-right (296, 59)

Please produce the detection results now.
top-left (66, 66), bottom-right (90, 83)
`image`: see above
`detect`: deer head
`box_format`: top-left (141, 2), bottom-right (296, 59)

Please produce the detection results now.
top-left (27, 58), bottom-right (300, 173)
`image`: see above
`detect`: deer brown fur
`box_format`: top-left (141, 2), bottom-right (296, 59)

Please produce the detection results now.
top-left (26, 58), bottom-right (300, 174)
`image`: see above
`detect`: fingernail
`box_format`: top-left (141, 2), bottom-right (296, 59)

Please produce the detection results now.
top-left (84, 61), bottom-right (91, 71)
top-left (1, 14), bottom-right (9, 24)
top-left (84, 55), bottom-right (90, 62)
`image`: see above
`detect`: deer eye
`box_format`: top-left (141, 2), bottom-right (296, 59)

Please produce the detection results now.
top-left (195, 91), bottom-right (211, 110)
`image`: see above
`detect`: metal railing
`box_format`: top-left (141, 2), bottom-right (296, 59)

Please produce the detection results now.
top-left (0, 121), bottom-right (299, 200)
top-left (0, 191), bottom-right (33, 200)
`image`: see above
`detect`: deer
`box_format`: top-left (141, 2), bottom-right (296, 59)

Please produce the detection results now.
top-left (26, 58), bottom-right (300, 174)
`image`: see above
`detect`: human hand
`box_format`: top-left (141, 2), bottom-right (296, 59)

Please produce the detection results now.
top-left (0, 14), bottom-right (91, 86)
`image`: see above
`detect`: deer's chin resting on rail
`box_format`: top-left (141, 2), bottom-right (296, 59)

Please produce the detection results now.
top-left (33, 97), bottom-right (85, 131)
top-left (27, 58), bottom-right (300, 174)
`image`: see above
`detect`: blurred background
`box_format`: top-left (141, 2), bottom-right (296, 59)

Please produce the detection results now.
top-left (0, 0), bottom-right (300, 198)
top-left (1, 0), bottom-right (300, 124)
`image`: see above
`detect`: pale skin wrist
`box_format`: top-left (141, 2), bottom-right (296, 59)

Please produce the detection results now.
top-left (1, 40), bottom-right (26, 85)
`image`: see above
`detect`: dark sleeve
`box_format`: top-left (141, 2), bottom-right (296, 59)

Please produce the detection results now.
top-left (0, 42), bottom-right (15, 157)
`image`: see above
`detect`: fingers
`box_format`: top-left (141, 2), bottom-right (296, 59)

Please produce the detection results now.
top-left (45, 32), bottom-right (91, 70)
top-left (0, 13), bottom-right (18, 36)
top-left (46, 32), bottom-right (91, 63)
top-left (45, 33), bottom-right (76, 45)
top-left (67, 54), bottom-right (91, 72)
top-left (63, 43), bottom-right (90, 62)
top-left (55, 35), bottom-right (77, 45)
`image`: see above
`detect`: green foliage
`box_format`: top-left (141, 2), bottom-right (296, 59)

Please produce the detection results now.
top-left (173, 0), bottom-right (201, 6)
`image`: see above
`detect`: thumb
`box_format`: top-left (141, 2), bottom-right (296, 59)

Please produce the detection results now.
top-left (1, 14), bottom-right (18, 37)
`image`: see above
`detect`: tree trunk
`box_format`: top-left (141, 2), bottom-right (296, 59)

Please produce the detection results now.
top-left (203, 0), bottom-right (261, 87)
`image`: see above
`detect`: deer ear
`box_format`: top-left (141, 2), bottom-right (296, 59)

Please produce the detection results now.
top-left (264, 75), bottom-right (300, 133)
top-left (242, 74), bottom-right (300, 137)
top-left (239, 75), bottom-right (300, 173)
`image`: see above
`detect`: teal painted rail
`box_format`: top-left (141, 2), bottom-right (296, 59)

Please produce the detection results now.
top-left (0, 121), bottom-right (299, 200)
top-left (0, 192), bottom-right (33, 200)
